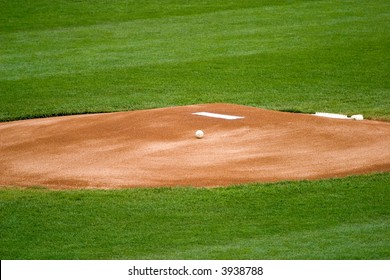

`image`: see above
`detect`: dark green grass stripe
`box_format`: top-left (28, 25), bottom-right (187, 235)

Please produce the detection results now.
top-left (1, 173), bottom-right (389, 259)
top-left (1, 1), bottom-right (388, 121)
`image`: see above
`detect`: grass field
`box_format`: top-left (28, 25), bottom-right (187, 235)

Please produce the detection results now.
top-left (1, 174), bottom-right (389, 260)
top-left (0, 0), bottom-right (389, 259)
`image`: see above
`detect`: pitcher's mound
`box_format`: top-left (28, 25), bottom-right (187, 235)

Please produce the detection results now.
top-left (1, 103), bottom-right (389, 189)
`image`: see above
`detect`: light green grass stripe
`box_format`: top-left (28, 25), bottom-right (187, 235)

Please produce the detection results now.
top-left (1, 173), bottom-right (389, 259)
top-left (1, 0), bottom-right (389, 121)
top-left (163, 220), bottom-right (390, 260)
top-left (1, 1), bottom-right (388, 81)
top-left (0, 0), bottom-right (292, 32)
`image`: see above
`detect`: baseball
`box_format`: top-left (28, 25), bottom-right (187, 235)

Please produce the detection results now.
top-left (195, 130), bottom-right (204, 139)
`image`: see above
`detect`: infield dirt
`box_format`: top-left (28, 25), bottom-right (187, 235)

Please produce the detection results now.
top-left (1, 103), bottom-right (389, 189)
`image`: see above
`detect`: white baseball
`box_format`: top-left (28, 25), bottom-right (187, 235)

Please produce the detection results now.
top-left (195, 130), bottom-right (204, 139)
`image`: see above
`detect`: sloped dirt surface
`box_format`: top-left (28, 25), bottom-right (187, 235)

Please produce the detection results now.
top-left (1, 104), bottom-right (389, 189)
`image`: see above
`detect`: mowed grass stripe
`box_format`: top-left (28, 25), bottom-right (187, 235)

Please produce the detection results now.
top-left (1, 1), bottom-right (388, 80)
top-left (165, 221), bottom-right (389, 260)
top-left (1, 0), bottom-right (389, 120)
top-left (0, 0), bottom-right (286, 32)
top-left (0, 173), bottom-right (389, 259)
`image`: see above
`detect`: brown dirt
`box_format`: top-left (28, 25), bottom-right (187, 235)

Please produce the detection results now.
top-left (0, 103), bottom-right (389, 189)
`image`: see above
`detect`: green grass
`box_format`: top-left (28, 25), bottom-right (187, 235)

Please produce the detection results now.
top-left (1, 0), bottom-right (389, 120)
top-left (1, 174), bottom-right (389, 260)
top-left (0, 0), bottom-right (389, 260)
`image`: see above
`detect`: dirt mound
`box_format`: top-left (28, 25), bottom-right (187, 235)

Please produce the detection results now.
top-left (1, 104), bottom-right (389, 189)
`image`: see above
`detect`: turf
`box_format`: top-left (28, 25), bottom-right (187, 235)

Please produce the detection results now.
top-left (1, 0), bottom-right (389, 121)
top-left (0, 0), bottom-right (389, 260)
top-left (1, 173), bottom-right (389, 260)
